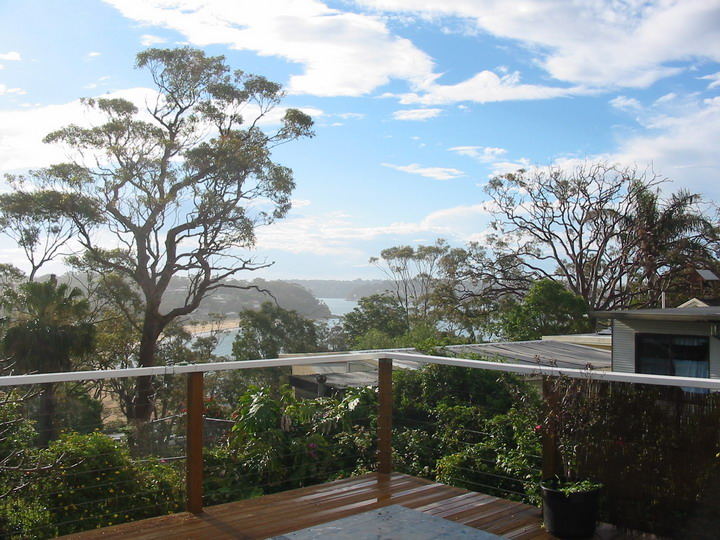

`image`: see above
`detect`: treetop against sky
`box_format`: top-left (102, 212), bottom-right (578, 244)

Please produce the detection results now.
top-left (1, 0), bottom-right (719, 279)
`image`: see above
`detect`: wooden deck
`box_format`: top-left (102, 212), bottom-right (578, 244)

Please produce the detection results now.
top-left (64, 473), bottom-right (551, 539)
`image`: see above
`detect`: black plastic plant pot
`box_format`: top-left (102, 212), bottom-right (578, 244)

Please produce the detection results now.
top-left (541, 482), bottom-right (600, 539)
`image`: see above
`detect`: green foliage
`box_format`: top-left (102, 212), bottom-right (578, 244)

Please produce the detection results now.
top-left (342, 294), bottom-right (408, 347)
top-left (46, 388), bottom-right (103, 435)
top-left (370, 240), bottom-right (449, 326)
top-left (232, 302), bottom-right (320, 360)
top-left (0, 391), bottom-right (36, 454)
top-left (2, 277), bottom-right (95, 445)
top-left (37, 432), bottom-right (182, 536)
top-left (202, 446), bottom-right (262, 506)
top-left (351, 328), bottom-right (398, 350)
top-left (389, 364), bottom-right (541, 503)
top-left (549, 479), bottom-right (603, 496)
top-left (497, 279), bottom-right (591, 341)
top-left (3, 276), bottom-right (94, 374)
top-left (0, 189), bottom-right (100, 280)
top-left (394, 364), bottom-right (523, 421)
top-left (0, 498), bottom-right (53, 540)
top-left (437, 405), bottom-right (542, 504)
top-left (226, 385), bottom-right (377, 491)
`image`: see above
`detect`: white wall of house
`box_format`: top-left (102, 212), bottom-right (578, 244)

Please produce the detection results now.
top-left (612, 320), bottom-right (720, 378)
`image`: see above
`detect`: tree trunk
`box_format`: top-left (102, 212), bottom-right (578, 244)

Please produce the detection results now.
top-left (38, 382), bottom-right (56, 448)
top-left (132, 314), bottom-right (161, 422)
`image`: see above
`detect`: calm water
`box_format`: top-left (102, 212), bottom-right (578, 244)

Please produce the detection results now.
top-left (320, 297), bottom-right (358, 318)
top-left (209, 297), bottom-right (358, 358)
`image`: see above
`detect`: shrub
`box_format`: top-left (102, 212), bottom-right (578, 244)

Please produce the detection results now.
top-left (36, 432), bottom-right (183, 536)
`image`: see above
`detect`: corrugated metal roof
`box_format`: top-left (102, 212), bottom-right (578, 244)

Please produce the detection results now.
top-left (593, 306), bottom-right (720, 322)
top-left (289, 341), bottom-right (611, 392)
top-left (444, 341), bottom-right (611, 370)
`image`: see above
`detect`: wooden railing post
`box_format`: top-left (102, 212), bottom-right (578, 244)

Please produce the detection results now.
top-left (377, 358), bottom-right (393, 475)
top-left (186, 371), bottom-right (204, 514)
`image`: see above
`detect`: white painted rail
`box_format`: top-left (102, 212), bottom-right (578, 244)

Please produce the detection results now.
top-left (2, 349), bottom-right (720, 390)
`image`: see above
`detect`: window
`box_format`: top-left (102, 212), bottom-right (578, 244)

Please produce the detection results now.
top-left (635, 334), bottom-right (709, 378)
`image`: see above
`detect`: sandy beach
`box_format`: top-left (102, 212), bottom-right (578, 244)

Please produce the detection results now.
top-left (184, 318), bottom-right (241, 335)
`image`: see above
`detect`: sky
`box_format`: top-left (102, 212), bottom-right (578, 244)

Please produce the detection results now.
top-left (1, 0), bottom-right (720, 280)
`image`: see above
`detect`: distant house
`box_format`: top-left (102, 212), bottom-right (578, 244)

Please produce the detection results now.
top-left (677, 297), bottom-right (720, 308)
top-left (592, 307), bottom-right (720, 380)
top-left (688, 268), bottom-right (720, 298)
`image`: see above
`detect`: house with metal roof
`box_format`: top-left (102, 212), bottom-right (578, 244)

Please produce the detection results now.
top-left (592, 306), bottom-right (720, 380)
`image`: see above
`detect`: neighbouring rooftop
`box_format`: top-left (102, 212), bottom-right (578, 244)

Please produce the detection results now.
top-left (445, 341), bottom-right (611, 370)
top-left (592, 306), bottom-right (720, 322)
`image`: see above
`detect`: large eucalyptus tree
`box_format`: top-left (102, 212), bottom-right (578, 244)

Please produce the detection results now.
top-left (27, 47), bottom-right (313, 420)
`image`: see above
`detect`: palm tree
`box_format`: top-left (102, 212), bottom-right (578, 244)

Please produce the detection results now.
top-left (3, 276), bottom-right (95, 446)
top-left (626, 186), bottom-right (717, 306)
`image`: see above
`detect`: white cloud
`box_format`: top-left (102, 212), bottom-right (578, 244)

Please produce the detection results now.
top-left (256, 211), bottom-right (422, 255)
top-left (357, 0), bottom-right (720, 89)
top-left (0, 88), bottom-right (158, 172)
top-left (290, 199), bottom-right (312, 209)
top-left (449, 146), bottom-right (506, 163)
top-left (0, 52), bottom-right (21, 61)
top-left (104, 0), bottom-right (579, 105)
top-left (87, 51), bottom-right (102, 58)
top-left (655, 93), bottom-right (677, 105)
top-left (392, 108), bottom-right (442, 120)
top-left (611, 95), bottom-right (720, 196)
top-left (700, 72), bottom-right (720, 89)
top-left (256, 203), bottom-right (493, 255)
top-left (392, 70), bottom-right (587, 105)
top-left (140, 34), bottom-right (167, 46)
top-left (448, 145), bottom-right (529, 177)
top-left (0, 84), bottom-right (26, 96)
top-left (336, 112), bottom-right (365, 119)
top-left (382, 162), bottom-right (464, 180)
top-left (103, 0), bottom-right (436, 97)
top-left (610, 96), bottom-right (643, 111)
top-left (485, 158), bottom-right (532, 177)
top-left (0, 51), bottom-right (22, 70)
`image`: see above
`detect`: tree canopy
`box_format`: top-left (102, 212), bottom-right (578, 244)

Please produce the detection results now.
top-left (341, 293), bottom-right (409, 347)
top-left (452, 163), bottom-right (718, 311)
top-left (496, 279), bottom-right (592, 341)
top-left (20, 47), bottom-right (313, 419)
top-left (232, 302), bottom-right (320, 360)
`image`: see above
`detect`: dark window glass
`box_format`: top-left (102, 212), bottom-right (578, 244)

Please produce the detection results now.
top-left (636, 334), bottom-right (709, 378)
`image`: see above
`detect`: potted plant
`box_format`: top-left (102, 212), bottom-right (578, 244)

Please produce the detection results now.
top-left (541, 377), bottom-right (603, 538)
top-left (541, 477), bottom-right (602, 538)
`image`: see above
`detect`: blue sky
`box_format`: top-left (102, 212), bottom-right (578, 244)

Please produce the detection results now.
top-left (1, 0), bottom-right (720, 279)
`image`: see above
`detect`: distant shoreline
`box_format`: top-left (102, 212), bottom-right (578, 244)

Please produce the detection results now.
top-left (184, 318), bottom-right (241, 336)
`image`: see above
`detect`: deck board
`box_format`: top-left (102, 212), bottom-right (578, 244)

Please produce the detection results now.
top-left (62, 473), bottom-right (551, 539)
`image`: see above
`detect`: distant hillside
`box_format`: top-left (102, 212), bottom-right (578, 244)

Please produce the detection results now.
top-left (290, 279), bottom-right (393, 300)
top-left (51, 273), bottom-right (331, 321)
top-left (162, 278), bottom-right (331, 320)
